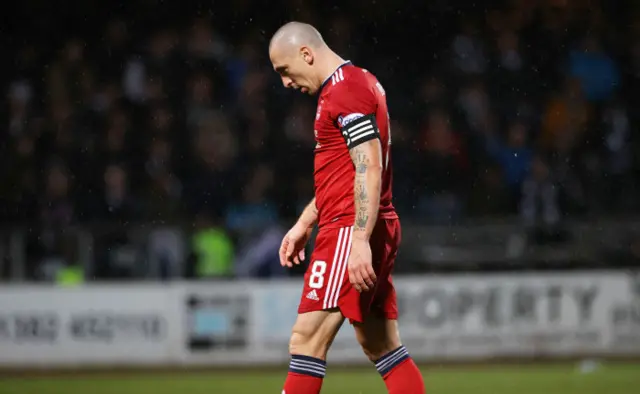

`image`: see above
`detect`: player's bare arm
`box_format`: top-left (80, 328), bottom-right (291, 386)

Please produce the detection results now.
top-left (298, 197), bottom-right (318, 228)
top-left (279, 197), bottom-right (317, 267)
top-left (350, 140), bottom-right (382, 239)
top-left (348, 138), bottom-right (383, 292)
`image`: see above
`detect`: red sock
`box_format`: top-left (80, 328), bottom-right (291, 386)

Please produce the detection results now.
top-left (375, 346), bottom-right (425, 394)
top-left (282, 355), bottom-right (326, 394)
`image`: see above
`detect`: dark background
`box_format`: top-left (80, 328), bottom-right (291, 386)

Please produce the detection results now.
top-left (1, 0), bottom-right (639, 281)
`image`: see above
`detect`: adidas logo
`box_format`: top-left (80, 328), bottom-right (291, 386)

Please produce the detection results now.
top-left (306, 289), bottom-right (320, 301)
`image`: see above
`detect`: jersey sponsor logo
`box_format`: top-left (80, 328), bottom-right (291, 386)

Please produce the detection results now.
top-left (337, 112), bottom-right (365, 128)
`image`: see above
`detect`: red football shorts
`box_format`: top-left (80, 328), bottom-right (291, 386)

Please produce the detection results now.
top-left (298, 218), bottom-right (401, 323)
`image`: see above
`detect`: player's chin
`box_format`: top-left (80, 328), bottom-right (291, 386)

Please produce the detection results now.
top-left (291, 85), bottom-right (314, 95)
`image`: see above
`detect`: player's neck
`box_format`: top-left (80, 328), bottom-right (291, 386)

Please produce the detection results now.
top-left (316, 50), bottom-right (347, 88)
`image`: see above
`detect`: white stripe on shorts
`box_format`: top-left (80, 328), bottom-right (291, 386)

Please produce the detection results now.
top-left (330, 227), bottom-right (353, 308)
top-left (324, 226), bottom-right (353, 309)
top-left (322, 227), bottom-right (345, 309)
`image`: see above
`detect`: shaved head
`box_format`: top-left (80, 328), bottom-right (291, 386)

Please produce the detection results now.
top-left (269, 22), bottom-right (326, 53)
top-left (269, 22), bottom-right (343, 95)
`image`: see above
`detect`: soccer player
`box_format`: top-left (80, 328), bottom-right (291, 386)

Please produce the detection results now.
top-left (269, 22), bottom-right (426, 394)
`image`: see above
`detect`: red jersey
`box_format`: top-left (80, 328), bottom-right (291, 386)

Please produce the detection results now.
top-left (313, 62), bottom-right (398, 229)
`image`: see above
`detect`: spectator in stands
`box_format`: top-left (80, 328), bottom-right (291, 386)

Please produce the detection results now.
top-left (95, 18), bottom-right (130, 82)
top-left (184, 111), bottom-right (238, 216)
top-left (457, 79), bottom-right (493, 137)
top-left (144, 137), bottom-right (183, 222)
top-left (468, 163), bottom-right (512, 216)
top-left (568, 34), bottom-right (619, 102)
top-left (226, 34), bottom-right (263, 102)
top-left (450, 18), bottom-right (487, 77)
top-left (541, 78), bottom-right (591, 153)
top-left (185, 70), bottom-right (219, 131)
top-left (47, 39), bottom-right (92, 107)
top-left (485, 120), bottom-right (533, 193)
top-left (600, 96), bottom-right (634, 211)
top-left (7, 81), bottom-right (33, 137)
top-left (234, 224), bottom-right (288, 279)
top-left (93, 163), bottom-right (141, 222)
top-left (41, 162), bottom-right (75, 227)
top-left (32, 162), bottom-right (78, 281)
top-left (188, 210), bottom-right (235, 278)
top-left (226, 162), bottom-right (279, 237)
top-left (185, 17), bottom-right (230, 67)
top-left (1, 126), bottom-right (38, 221)
top-left (520, 154), bottom-right (567, 245)
top-left (489, 29), bottom-right (532, 114)
top-left (418, 75), bottom-right (449, 116)
top-left (418, 109), bottom-right (468, 222)
top-left (98, 107), bottom-right (133, 171)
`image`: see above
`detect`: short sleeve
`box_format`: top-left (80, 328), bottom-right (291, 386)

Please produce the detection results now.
top-left (331, 83), bottom-right (380, 149)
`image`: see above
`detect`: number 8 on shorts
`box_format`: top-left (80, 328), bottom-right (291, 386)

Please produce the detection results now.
top-left (308, 260), bottom-right (327, 289)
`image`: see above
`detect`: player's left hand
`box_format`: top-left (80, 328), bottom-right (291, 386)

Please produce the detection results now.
top-left (347, 238), bottom-right (377, 292)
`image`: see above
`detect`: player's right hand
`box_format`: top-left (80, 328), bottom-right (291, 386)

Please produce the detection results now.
top-left (279, 223), bottom-right (312, 267)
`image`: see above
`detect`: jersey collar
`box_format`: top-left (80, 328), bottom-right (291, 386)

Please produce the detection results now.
top-left (318, 60), bottom-right (352, 94)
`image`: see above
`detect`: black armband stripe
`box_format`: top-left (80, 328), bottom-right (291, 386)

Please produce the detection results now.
top-left (340, 114), bottom-right (380, 149)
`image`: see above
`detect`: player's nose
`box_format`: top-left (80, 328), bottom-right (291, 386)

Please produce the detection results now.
top-left (282, 76), bottom-right (293, 88)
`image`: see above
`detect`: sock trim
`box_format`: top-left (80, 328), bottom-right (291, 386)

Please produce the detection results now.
top-left (289, 354), bottom-right (327, 378)
top-left (374, 346), bottom-right (410, 376)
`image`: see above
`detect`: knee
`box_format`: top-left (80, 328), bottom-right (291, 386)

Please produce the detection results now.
top-left (289, 319), bottom-right (333, 359)
top-left (360, 338), bottom-right (399, 362)
top-left (355, 320), bottom-right (402, 362)
top-left (361, 346), bottom-right (381, 362)
top-left (289, 327), bottom-right (315, 356)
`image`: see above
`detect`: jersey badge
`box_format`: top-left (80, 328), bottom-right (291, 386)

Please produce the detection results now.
top-left (337, 112), bottom-right (365, 128)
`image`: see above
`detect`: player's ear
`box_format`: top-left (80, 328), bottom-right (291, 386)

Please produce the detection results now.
top-left (300, 46), bottom-right (313, 65)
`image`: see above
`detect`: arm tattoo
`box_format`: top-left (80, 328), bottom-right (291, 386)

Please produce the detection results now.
top-left (351, 146), bottom-right (370, 232)
top-left (356, 207), bottom-right (368, 230)
top-left (355, 151), bottom-right (367, 174)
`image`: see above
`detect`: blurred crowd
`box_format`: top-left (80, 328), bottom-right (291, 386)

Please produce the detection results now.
top-left (2, 0), bottom-right (640, 280)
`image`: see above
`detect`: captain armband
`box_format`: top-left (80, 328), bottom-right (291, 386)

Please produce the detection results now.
top-left (339, 114), bottom-right (380, 149)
